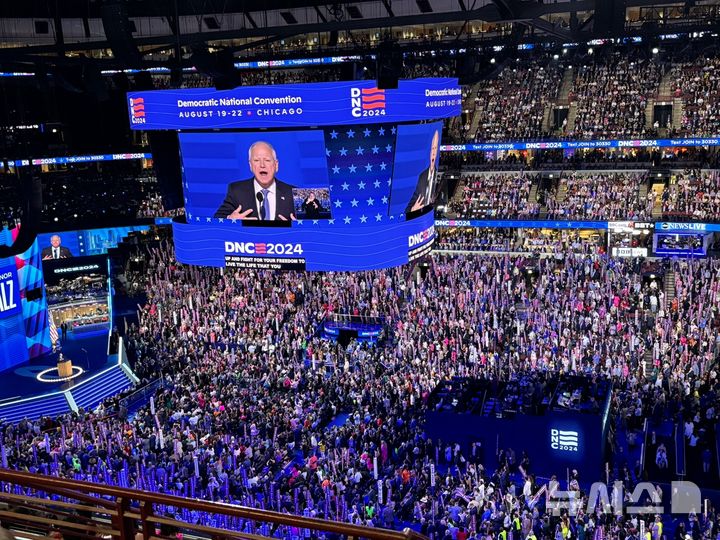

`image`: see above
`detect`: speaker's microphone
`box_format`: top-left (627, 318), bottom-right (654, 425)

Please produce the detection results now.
top-left (256, 191), bottom-right (264, 204)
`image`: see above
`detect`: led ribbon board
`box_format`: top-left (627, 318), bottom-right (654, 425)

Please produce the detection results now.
top-left (127, 78), bottom-right (461, 129)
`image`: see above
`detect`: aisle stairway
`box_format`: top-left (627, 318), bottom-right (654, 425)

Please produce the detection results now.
top-left (664, 269), bottom-right (676, 306)
top-left (658, 68), bottom-right (676, 99)
top-left (555, 182), bottom-right (568, 203)
top-left (558, 66), bottom-right (574, 102)
top-left (467, 82), bottom-right (482, 137)
top-left (645, 99), bottom-right (656, 130)
top-left (566, 103), bottom-right (577, 133)
top-left (672, 97), bottom-right (684, 130)
top-left (651, 183), bottom-right (665, 219)
top-left (528, 182), bottom-right (539, 204)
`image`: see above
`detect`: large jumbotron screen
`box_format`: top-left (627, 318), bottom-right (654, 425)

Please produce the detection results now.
top-left (127, 78), bottom-right (461, 271)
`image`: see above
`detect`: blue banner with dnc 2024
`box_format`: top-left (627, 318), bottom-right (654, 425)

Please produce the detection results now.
top-left (126, 78), bottom-right (461, 130)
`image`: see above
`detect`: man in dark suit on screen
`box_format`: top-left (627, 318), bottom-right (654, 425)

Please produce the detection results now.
top-left (214, 141), bottom-right (296, 221)
top-left (405, 130), bottom-right (440, 215)
top-left (41, 235), bottom-right (73, 260)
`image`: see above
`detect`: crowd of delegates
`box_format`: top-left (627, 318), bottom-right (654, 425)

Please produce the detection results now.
top-left (661, 169), bottom-right (720, 221)
top-left (1, 240), bottom-right (719, 538)
top-left (435, 228), bottom-right (516, 252)
top-left (569, 55), bottom-right (663, 140)
top-left (546, 172), bottom-right (652, 221)
top-left (520, 230), bottom-right (605, 255)
top-left (39, 164), bottom-right (178, 227)
top-left (670, 54), bottom-right (720, 137)
top-left (150, 68), bottom-right (344, 90)
top-left (472, 60), bottom-right (563, 142)
top-left (0, 175), bottom-right (21, 230)
top-left (434, 228), bottom-right (606, 255)
top-left (449, 173), bottom-right (540, 219)
top-left (149, 59), bottom-right (462, 91)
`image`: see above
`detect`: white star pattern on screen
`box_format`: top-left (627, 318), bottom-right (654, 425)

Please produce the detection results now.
top-left (323, 124), bottom-right (398, 225)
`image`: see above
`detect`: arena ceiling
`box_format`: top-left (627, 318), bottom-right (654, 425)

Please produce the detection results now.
top-left (0, 0), bottom-right (714, 70)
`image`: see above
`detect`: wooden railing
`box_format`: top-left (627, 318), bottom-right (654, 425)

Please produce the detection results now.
top-left (0, 469), bottom-right (428, 540)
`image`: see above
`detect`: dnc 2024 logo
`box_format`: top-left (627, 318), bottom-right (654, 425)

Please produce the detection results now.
top-left (129, 97), bottom-right (146, 125)
top-left (350, 87), bottom-right (386, 118)
top-left (550, 429), bottom-right (579, 452)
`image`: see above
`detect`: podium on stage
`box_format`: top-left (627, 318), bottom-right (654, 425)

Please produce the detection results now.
top-left (57, 354), bottom-right (73, 378)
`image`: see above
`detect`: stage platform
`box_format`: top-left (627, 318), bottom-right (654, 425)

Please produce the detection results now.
top-left (0, 331), bottom-right (138, 424)
top-left (320, 314), bottom-right (387, 344)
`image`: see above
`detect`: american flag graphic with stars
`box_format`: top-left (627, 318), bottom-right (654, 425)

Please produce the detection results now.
top-left (319, 124), bottom-right (400, 226)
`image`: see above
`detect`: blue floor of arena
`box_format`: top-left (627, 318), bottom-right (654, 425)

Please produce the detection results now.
top-left (0, 329), bottom-right (114, 401)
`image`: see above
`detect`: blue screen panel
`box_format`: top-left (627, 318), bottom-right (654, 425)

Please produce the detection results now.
top-left (389, 122), bottom-right (442, 216)
top-left (127, 78), bottom-right (461, 130)
top-left (37, 226), bottom-right (150, 258)
top-left (173, 212), bottom-right (435, 272)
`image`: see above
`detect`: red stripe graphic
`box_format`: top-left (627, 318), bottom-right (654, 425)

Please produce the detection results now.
top-left (361, 88), bottom-right (384, 95)
top-left (132, 104), bottom-right (145, 111)
top-left (132, 97), bottom-right (145, 104)
top-left (362, 102), bottom-right (386, 110)
top-left (361, 94), bottom-right (385, 103)
top-left (133, 111), bottom-right (146, 117)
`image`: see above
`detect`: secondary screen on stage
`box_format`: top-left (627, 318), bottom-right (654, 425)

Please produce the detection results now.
top-left (179, 131), bottom-right (331, 222)
top-left (37, 226), bottom-right (150, 260)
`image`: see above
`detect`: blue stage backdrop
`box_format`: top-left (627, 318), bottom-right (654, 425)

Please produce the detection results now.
top-left (179, 131), bottom-right (330, 220)
top-left (389, 122), bottom-right (443, 216)
top-left (126, 78), bottom-right (461, 130)
top-left (425, 409), bottom-right (605, 481)
top-left (0, 229), bottom-right (51, 368)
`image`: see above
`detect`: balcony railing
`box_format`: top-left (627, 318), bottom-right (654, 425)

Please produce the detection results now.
top-left (0, 469), bottom-right (428, 540)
